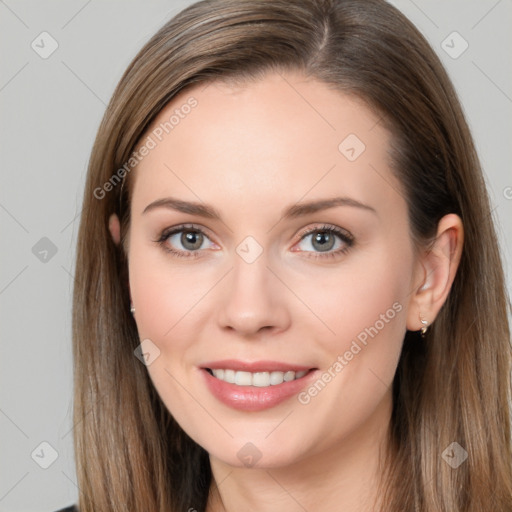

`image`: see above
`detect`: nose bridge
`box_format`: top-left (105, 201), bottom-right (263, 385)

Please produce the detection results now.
top-left (217, 238), bottom-right (290, 335)
top-left (232, 245), bottom-right (271, 296)
top-left (231, 233), bottom-right (273, 293)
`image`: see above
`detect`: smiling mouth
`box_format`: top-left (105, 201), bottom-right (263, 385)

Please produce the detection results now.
top-left (204, 368), bottom-right (315, 387)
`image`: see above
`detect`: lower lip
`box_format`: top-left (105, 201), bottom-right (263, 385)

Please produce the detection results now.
top-left (201, 368), bottom-right (318, 411)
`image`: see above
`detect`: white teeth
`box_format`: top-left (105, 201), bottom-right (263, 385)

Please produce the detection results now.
top-left (283, 370), bottom-right (295, 382)
top-left (224, 369), bottom-right (235, 383)
top-left (252, 372), bottom-right (270, 387)
top-left (269, 371), bottom-right (284, 385)
top-left (235, 371), bottom-right (253, 386)
top-left (209, 368), bottom-right (310, 387)
top-left (212, 369), bottom-right (224, 380)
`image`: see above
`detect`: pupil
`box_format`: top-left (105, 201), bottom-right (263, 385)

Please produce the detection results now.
top-left (313, 231), bottom-right (334, 252)
top-left (182, 230), bottom-right (202, 250)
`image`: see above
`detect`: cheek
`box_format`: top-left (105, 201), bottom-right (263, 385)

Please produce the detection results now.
top-left (290, 250), bottom-right (409, 442)
top-left (299, 248), bottom-right (410, 350)
top-left (127, 244), bottom-right (209, 409)
top-left (296, 243), bottom-right (411, 411)
top-left (331, 269), bottom-right (404, 346)
top-left (128, 239), bottom-right (197, 346)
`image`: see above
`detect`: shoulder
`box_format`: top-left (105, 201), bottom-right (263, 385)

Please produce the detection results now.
top-left (55, 506), bottom-right (78, 512)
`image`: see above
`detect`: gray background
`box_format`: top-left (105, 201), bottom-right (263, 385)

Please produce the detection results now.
top-left (1, 1), bottom-right (511, 510)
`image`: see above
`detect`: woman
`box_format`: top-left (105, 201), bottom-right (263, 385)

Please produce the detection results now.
top-left (62, 0), bottom-right (512, 510)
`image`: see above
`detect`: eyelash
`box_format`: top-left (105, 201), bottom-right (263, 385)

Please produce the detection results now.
top-left (295, 224), bottom-right (354, 260)
top-left (155, 223), bottom-right (355, 260)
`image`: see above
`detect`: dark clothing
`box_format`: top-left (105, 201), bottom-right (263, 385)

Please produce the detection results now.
top-left (55, 507), bottom-right (77, 512)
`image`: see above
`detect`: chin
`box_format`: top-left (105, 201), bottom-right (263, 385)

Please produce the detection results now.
top-left (205, 436), bottom-right (307, 470)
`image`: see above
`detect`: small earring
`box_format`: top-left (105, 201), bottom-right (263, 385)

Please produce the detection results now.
top-left (419, 313), bottom-right (428, 336)
top-left (130, 304), bottom-right (135, 315)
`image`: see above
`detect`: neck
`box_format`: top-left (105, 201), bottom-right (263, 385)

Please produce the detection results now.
top-left (206, 390), bottom-right (393, 512)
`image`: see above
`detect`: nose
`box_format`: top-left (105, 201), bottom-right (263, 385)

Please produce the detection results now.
top-left (216, 252), bottom-right (291, 338)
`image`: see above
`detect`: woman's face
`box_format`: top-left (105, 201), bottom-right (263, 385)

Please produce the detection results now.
top-left (126, 71), bottom-right (421, 469)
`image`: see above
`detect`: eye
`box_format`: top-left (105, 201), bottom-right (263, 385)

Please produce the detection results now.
top-left (156, 223), bottom-right (354, 260)
top-left (156, 224), bottom-right (217, 258)
top-left (293, 224), bottom-right (354, 259)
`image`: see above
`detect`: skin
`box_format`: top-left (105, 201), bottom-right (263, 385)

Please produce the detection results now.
top-left (109, 71), bottom-right (463, 512)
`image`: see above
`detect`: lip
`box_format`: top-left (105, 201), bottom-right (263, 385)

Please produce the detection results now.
top-left (200, 363), bottom-right (319, 412)
top-left (200, 359), bottom-right (314, 373)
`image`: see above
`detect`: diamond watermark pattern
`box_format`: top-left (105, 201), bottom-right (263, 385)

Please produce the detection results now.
top-left (31, 31), bottom-right (59, 59)
top-left (32, 237), bottom-right (58, 263)
top-left (31, 441), bottom-right (59, 469)
top-left (338, 133), bottom-right (366, 162)
top-left (134, 338), bottom-right (161, 366)
top-left (441, 31), bottom-right (469, 59)
top-left (237, 442), bottom-right (262, 467)
top-left (236, 236), bottom-right (263, 264)
top-left (441, 441), bottom-right (468, 468)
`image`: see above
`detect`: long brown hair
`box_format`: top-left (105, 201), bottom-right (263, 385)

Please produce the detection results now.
top-left (72, 0), bottom-right (512, 510)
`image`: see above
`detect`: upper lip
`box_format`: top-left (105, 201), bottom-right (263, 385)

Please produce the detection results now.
top-left (200, 359), bottom-right (316, 373)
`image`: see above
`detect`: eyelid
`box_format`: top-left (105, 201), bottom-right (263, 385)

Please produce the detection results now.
top-left (295, 223), bottom-right (354, 244)
top-left (157, 223), bottom-right (216, 243)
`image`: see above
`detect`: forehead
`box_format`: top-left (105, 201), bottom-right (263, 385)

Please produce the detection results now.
top-left (130, 71), bottom-right (403, 217)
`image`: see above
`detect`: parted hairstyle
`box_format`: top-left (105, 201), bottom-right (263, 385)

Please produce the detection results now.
top-left (72, 0), bottom-right (512, 510)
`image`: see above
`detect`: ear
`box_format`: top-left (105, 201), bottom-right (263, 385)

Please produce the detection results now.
top-left (109, 213), bottom-right (133, 302)
top-left (406, 213), bottom-right (464, 331)
top-left (109, 213), bottom-right (121, 245)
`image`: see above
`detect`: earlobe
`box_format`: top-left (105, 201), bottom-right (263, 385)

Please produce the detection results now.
top-left (109, 213), bottom-right (121, 245)
top-left (406, 213), bottom-right (464, 332)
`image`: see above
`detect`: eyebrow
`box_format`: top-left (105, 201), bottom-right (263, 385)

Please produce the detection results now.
top-left (142, 196), bottom-right (377, 219)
